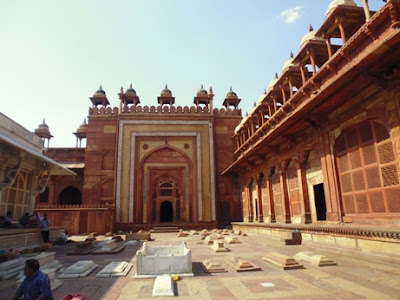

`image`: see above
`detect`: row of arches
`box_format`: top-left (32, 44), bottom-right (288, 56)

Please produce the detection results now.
top-left (243, 120), bottom-right (400, 224)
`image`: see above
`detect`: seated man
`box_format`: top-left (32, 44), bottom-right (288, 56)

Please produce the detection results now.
top-left (19, 213), bottom-right (34, 228)
top-left (1, 211), bottom-right (12, 228)
top-left (6, 258), bottom-right (53, 300)
top-left (54, 230), bottom-right (69, 245)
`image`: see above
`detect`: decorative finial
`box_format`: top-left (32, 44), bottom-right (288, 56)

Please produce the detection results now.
top-left (275, 72), bottom-right (278, 79)
top-left (253, 101), bottom-right (256, 107)
top-left (209, 86), bottom-right (213, 94)
top-left (290, 51), bottom-right (294, 58)
top-left (264, 88), bottom-right (267, 94)
top-left (83, 118), bottom-right (87, 125)
top-left (99, 84), bottom-right (103, 90)
top-left (230, 86), bottom-right (233, 91)
top-left (120, 86), bottom-right (123, 93)
top-left (165, 84), bottom-right (168, 89)
top-left (130, 83), bottom-right (133, 89)
top-left (42, 118), bottom-right (46, 124)
top-left (246, 112), bottom-right (248, 117)
top-left (309, 25), bottom-right (313, 32)
top-left (201, 84), bottom-right (204, 89)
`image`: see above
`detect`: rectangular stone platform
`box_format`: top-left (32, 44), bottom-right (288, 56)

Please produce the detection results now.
top-left (294, 251), bottom-right (337, 267)
top-left (211, 240), bottom-right (229, 252)
top-left (59, 260), bottom-right (98, 279)
top-left (152, 274), bottom-right (175, 297)
top-left (262, 252), bottom-right (304, 270)
top-left (67, 241), bottom-right (96, 255)
top-left (96, 261), bottom-right (132, 278)
top-left (201, 259), bottom-right (228, 273)
top-left (228, 257), bottom-right (261, 272)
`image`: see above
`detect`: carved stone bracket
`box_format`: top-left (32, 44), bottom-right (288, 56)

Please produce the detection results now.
top-left (268, 166), bottom-right (276, 177)
top-left (295, 150), bottom-right (310, 164)
top-left (0, 151), bottom-right (25, 190)
top-left (32, 164), bottom-right (54, 195)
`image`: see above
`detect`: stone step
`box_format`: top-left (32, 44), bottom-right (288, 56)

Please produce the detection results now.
top-left (151, 227), bottom-right (180, 233)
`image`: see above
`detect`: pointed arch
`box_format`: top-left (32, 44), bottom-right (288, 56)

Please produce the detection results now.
top-left (102, 151), bottom-right (114, 170)
top-left (59, 186), bottom-right (82, 205)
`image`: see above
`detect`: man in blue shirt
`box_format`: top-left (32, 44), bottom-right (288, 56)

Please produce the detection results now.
top-left (6, 259), bottom-right (53, 300)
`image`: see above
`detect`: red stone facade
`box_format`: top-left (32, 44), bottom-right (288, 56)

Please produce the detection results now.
top-left (225, 1), bottom-right (400, 227)
top-left (36, 87), bottom-right (243, 234)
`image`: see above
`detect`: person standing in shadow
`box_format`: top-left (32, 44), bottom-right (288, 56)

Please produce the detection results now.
top-left (39, 214), bottom-right (50, 243)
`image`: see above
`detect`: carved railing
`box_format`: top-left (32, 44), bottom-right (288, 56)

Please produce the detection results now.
top-left (234, 1), bottom-right (400, 157)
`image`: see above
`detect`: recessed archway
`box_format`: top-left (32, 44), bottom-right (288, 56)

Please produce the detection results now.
top-left (160, 201), bottom-right (173, 222)
top-left (59, 186), bottom-right (82, 205)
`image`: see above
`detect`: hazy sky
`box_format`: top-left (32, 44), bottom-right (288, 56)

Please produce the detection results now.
top-left (0, 0), bottom-right (384, 147)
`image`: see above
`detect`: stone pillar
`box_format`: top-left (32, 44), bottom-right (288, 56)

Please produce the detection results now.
top-left (336, 19), bottom-right (347, 44)
top-left (323, 34), bottom-right (333, 58)
top-left (320, 132), bottom-right (342, 222)
top-left (279, 161), bottom-right (291, 223)
top-left (295, 150), bottom-right (312, 224)
top-left (266, 167), bottom-right (276, 223)
top-left (256, 174), bottom-right (263, 222)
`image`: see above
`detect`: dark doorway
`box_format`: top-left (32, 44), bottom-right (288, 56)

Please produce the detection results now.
top-left (59, 186), bottom-right (82, 205)
top-left (160, 201), bottom-right (173, 222)
top-left (313, 183), bottom-right (327, 221)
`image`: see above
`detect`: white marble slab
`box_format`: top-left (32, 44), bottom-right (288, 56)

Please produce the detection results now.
top-left (152, 275), bottom-right (174, 297)
top-left (59, 261), bottom-right (98, 278)
top-left (96, 261), bottom-right (132, 278)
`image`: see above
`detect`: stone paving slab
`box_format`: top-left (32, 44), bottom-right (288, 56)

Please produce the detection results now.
top-left (1, 232), bottom-right (400, 299)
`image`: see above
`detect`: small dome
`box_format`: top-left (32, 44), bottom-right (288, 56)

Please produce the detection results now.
top-left (267, 73), bottom-right (279, 90)
top-left (197, 84), bottom-right (208, 96)
top-left (326, 0), bottom-right (357, 16)
top-left (94, 85), bottom-right (106, 96)
top-left (125, 83), bottom-right (136, 95)
top-left (38, 118), bottom-right (49, 129)
top-left (226, 86), bottom-right (237, 98)
top-left (161, 84), bottom-right (172, 96)
top-left (78, 119), bottom-right (87, 130)
top-left (282, 52), bottom-right (298, 71)
top-left (300, 25), bottom-right (324, 48)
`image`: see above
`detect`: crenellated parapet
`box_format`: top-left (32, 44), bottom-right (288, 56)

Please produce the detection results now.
top-left (88, 105), bottom-right (242, 116)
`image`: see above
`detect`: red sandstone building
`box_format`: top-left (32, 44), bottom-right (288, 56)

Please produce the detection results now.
top-left (224, 0), bottom-right (400, 234)
top-left (35, 85), bottom-right (242, 233)
top-left (32, 0), bottom-right (400, 256)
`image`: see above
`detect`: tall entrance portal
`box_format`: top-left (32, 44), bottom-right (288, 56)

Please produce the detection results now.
top-left (160, 201), bottom-right (173, 222)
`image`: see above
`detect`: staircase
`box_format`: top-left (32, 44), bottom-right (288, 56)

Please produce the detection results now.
top-left (151, 226), bottom-right (180, 233)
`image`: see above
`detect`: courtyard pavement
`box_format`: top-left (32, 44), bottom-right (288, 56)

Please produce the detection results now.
top-left (1, 231), bottom-right (400, 299)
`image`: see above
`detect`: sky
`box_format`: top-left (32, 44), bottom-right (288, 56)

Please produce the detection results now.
top-left (0, 0), bottom-right (385, 147)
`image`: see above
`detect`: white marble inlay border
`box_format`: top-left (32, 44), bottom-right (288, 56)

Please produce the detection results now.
top-left (116, 120), bottom-right (215, 223)
top-left (208, 123), bottom-right (216, 220)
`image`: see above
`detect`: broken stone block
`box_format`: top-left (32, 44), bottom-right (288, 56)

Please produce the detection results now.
top-left (125, 240), bottom-right (139, 247)
top-left (125, 231), bottom-right (151, 241)
top-left (96, 261), bottom-right (133, 278)
top-left (216, 234), bottom-right (224, 240)
top-left (59, 261), bottom-right (98, 279)
top-left (204, 235), bottom-right (217, 245)
top-left (68, 241), bottom-right (94, 255)
top-left (112, 235), bottom-right (124, 242)
top-left (211, 240), bottom-right (229, 252)
top-left (88, 232), bottom-right (98, 238)
top-left (105, 232), bottom-right (115, 237)
top-left (189, 230), bottom-right (199, 235)
top-left (228, 257), bottom-right (261, 272)
top-left (200, 229), bottom-right (209, 235)
top-left (201, 259), bottom-right (227, 273)
top-left (98, 240), bottom-right (117, 251)
top-left (152, 274), bottom-right (174, 297)
top-left (224, 237), bottom-right (241, 244)
top-left (281, 231), bottom-right (302, 245)
top-left (92, 240), bottom-right (125, 255)
top-left (196, 240), bottom-right (203, 244)
top-left (262, 252), bottom-right (304, 270)
top-left (233, 230), bottom-right (242, 235)
top-left (294, 251), bottom-right (336, 267)
top-left (177, 230), bottom-right (188, 237)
